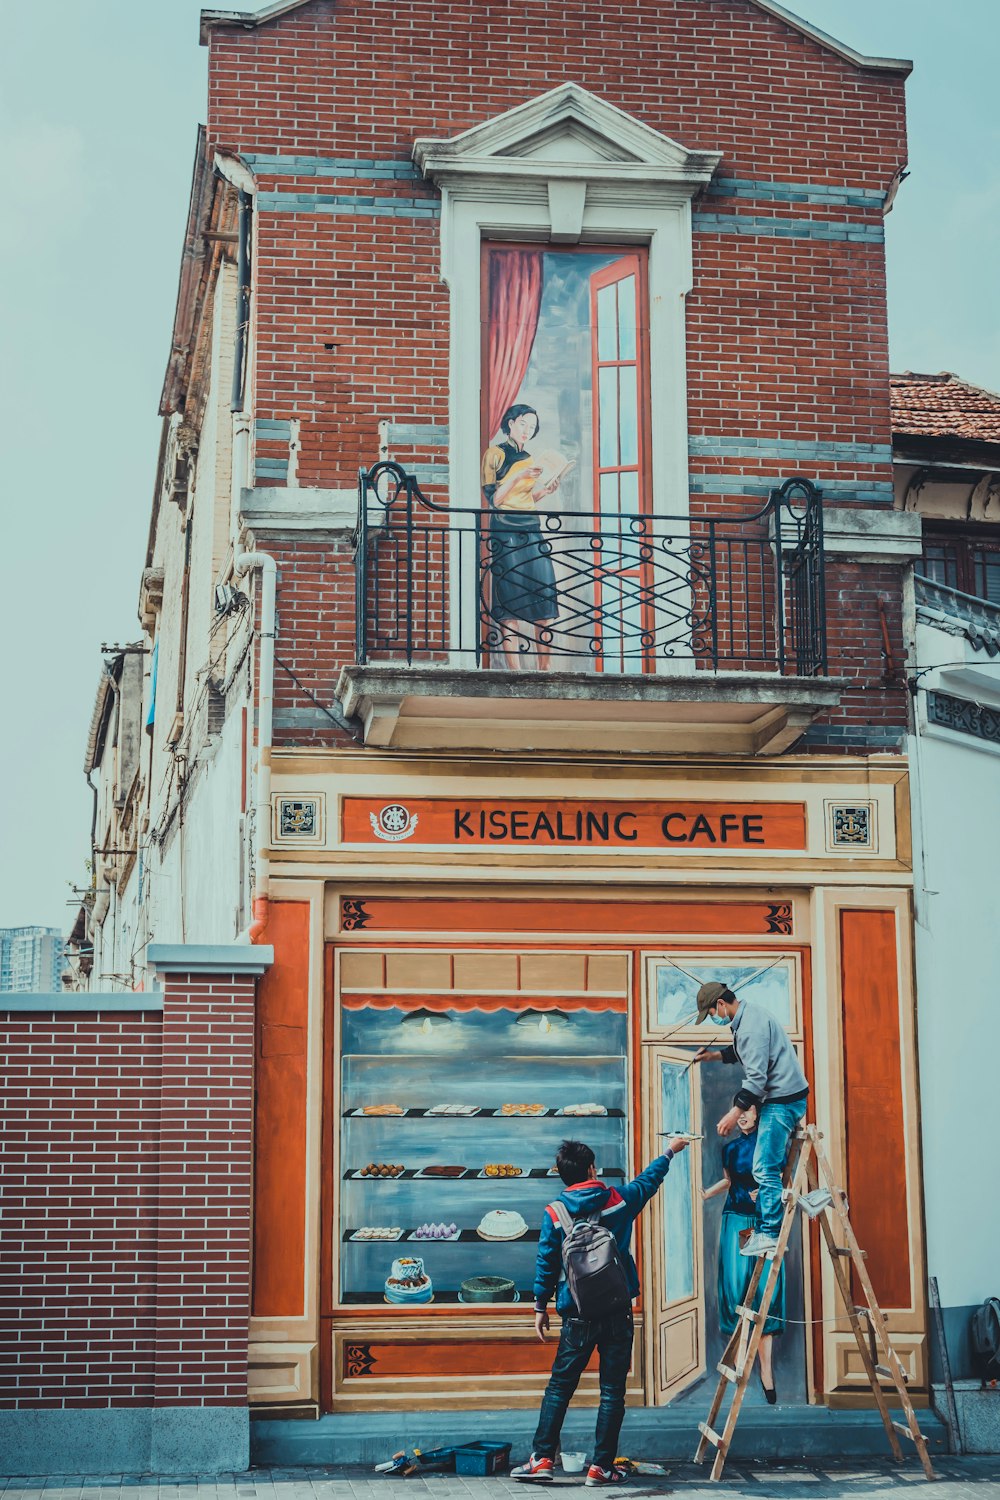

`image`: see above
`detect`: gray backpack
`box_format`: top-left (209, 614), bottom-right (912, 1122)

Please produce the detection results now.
top-left (550, 1200), bottom-right (631, 1318)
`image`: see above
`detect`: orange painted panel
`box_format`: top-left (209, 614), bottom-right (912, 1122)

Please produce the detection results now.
top-left (343, 797), bottom-right (806, 850)
top-left (253, 900), bottom-right (311, 1317)
top-left (342, 1337), bottom-right (587, 1380)
top-left (840, 909), bottom-right (911, 1309)
top-left (340, 896), bottom-right (795, 937)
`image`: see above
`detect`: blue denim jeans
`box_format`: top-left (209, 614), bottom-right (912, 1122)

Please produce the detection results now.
top-left (532, 1309), bottom-right (633, 1471)
top-left (752, 1099), bottom-right (807, 1235)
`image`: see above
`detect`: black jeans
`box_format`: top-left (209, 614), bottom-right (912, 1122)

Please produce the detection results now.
top-left (532, 1309), bottom-right (633, 1471)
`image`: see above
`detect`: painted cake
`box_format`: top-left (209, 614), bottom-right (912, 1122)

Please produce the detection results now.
top-left (476, 1209), bottom-right (528, 1241)
top-left (384, 1255), bottom-right (433, 1304)
top-left (460, 1275), bottom-right (518, 1304)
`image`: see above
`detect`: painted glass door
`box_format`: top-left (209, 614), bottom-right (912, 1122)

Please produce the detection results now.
top-left (645, 1045), bottom-right (706, 1402)
top-left (590, 254), bottom-right (649, 674)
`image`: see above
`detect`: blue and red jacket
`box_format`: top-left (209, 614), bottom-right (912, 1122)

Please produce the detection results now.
top-left (532, 1154), bottom-right (675, 1317)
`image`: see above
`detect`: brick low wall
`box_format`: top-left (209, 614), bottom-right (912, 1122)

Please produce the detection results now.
top-left (0, 946), bottom-right (271, 1474)
top-left (0, 1007), bottom-right (164, 1407)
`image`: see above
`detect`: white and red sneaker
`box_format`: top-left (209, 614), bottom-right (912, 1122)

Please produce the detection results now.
top-left (511, 1454), bottom-right (555, 1483)
top-left (585, 1465), bottom-right (630, 1486)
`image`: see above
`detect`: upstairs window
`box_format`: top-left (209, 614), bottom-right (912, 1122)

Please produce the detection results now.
top-left (921, 526), bottom-right (1000, 605)
top-left (481, 244), bottom-right (651, 671)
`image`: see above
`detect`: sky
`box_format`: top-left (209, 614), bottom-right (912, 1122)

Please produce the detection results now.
top-left (0, 0), bottom-right (998, 932)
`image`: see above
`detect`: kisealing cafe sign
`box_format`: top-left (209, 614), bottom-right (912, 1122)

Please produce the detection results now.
top-left (342, 798), bottom-right (807, 850)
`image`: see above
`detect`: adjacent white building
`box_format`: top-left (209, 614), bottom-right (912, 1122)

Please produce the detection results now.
top-left (894, 372), bottom-right (1000, 1386)
top-left (80, 150), bottom-right (256, 989)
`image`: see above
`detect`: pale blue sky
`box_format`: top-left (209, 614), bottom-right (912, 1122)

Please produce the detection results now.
top-left (1, 1), bottom-right (997, 931)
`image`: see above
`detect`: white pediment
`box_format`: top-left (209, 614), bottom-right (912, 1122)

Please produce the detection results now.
top-left (498, 120), bottom-right (645, 167)
top-left (413, 83), bottom-right (720, 191)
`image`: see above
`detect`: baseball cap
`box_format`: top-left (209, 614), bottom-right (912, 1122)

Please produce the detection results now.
top-left (696, 981), bottom-right (732, 1022)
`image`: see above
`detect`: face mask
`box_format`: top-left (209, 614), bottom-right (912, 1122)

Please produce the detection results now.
top-left (709, 1010), bottom-right (730, 1027)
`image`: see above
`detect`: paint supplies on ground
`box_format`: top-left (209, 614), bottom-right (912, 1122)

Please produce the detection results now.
top-left (453, 1440), bottom-right (512, 1475)
top-left (614, 1458), bottom-right (669, 1476)
top-left (374, 1446), bottom-right (457, 1476)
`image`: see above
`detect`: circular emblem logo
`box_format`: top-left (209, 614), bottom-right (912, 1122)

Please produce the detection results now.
top-left (370, 803), bottom-right (419, 842)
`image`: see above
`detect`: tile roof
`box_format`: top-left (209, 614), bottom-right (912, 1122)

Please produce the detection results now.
top-left (891, 372), bottom-right (1000, 444)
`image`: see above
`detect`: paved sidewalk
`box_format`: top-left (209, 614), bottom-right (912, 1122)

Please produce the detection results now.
top-left (1, 1461), bottom-right (999, 1499)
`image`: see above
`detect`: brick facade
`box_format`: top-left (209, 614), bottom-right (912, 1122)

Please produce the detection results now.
top-left (0, 973), bottom-right (256, 1411)
top-left (198, 0), bottom-right (910, 752)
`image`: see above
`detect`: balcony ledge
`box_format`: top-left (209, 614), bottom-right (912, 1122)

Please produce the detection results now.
top-left (335, 664), bottom-right (843, 756)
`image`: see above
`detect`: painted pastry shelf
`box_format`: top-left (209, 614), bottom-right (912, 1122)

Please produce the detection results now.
top-left (340, 1291), bottom-right (527, 1306)
top-left (342, 1227), bottom-right (542, 1243)
top-left (343, 1166), bottom-right (626, 1181)
top-left (344, 1108), bottom-right (626, 1119)
top-left (338, 1009), bottom-right (630, 1307)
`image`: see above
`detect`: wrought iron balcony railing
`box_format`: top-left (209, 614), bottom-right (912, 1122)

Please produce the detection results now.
top-left (353, 465), bottom-right (827, 677)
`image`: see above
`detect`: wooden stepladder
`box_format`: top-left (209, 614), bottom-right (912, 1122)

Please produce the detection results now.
top-left (695, 1124), bottom-right (936, 1482)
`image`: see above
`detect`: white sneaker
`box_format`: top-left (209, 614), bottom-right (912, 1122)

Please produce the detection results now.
top-left (740, 1231), bottom-right (780, 1259)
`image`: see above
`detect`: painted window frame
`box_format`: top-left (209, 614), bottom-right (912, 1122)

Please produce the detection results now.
top-left (414, 86), bottom-right (719, 670)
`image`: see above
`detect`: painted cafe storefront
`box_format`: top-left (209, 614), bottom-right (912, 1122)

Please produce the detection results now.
top-left (249, 754), bottom-right (927, 1416)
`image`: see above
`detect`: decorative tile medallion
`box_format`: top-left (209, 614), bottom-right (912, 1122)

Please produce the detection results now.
top-left (273, 794), bottom-right (325, 844)
top-left (825, 801), bottom-right (875, 852)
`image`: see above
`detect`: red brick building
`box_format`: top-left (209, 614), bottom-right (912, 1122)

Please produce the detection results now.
top-left (4, 0), bottom-right (942, 1474)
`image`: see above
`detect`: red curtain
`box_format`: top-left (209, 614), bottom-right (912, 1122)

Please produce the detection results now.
top-left (486, 249), bottom-right (544, 440)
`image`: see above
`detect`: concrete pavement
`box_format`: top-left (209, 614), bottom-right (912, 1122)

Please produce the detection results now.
top-left (2, 1459), bottom-right (999, 1499)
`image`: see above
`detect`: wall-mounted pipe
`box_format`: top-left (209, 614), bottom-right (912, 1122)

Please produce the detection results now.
top-left (231, 188), bottom-right (252, 414)
top-left (234, 550), bottom-right (276, 943)
top-left (230, 412), bottom-right (252, 537)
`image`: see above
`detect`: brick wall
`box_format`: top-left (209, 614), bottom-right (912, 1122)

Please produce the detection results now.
top-left (0, 974), bottom-right (255, 1410)
top-left (202, 0), bottom-right (911, 752)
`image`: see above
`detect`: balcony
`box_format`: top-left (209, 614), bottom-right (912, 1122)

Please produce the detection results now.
top-left (914, 574), bottom-right (1000, 715)
top-left (335, 465), bottom-right (841, 754)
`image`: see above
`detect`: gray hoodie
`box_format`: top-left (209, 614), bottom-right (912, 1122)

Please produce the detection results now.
top-left (722, 1000), bottom-right (809, 1110)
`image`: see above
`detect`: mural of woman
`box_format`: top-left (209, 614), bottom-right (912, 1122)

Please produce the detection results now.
top-left (482, 404), bottom-right (564, 670)
top-left (702, 1107), bottom-right (786, 1404)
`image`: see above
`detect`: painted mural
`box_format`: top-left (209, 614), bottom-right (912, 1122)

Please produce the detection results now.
top-left (338, 999), bottom-right (629, 1307)
top-left (481, 246), bottom-right (648, 671)
top-left (653, 960), bottom-right (807, 1406)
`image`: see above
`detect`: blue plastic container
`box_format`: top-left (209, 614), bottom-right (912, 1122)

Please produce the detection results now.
top-left (454, 1441), bottom-right (512, 1475)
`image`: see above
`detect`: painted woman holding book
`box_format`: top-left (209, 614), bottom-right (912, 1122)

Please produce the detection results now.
top-left (482, 404), bottom-right (565, 671)
top-left (702, 1107), bottom-right (786, 1404)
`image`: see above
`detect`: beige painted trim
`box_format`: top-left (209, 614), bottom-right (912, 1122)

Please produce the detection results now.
top-left (248, 1341), bottom-right (318, 1404)
top-left (642, 1045), bottom-right (707, 1402)
top-left (271, 748), bottom-right (909, 783)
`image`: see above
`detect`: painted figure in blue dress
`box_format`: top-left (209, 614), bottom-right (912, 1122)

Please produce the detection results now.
top-left (482, 405), bottom-right (563, 670)
top-left (702, 1109), bottom-right (785, 1404)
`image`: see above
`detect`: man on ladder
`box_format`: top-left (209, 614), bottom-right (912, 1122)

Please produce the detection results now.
top-left (694, 981), bottom-right (809, 1260)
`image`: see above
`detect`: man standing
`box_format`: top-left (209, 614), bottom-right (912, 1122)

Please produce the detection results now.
top-left (512, 1135), bottom-right (688, 1487)
top-left (694, 982), bottom-right (808, 1259)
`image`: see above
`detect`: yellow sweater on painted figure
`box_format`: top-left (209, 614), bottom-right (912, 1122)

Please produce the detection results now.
top-left (482, 444), bottom-right (539, 511)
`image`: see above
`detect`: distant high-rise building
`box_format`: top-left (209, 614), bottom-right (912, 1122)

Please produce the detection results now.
top-left (0, 926), bottom-right (66, 992)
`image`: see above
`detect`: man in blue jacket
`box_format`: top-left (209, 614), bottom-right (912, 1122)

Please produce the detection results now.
top-left (512, 1135), bottom-right (688, 1487)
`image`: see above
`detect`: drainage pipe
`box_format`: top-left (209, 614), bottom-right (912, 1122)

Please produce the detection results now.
top-left (234, 549), bottom-right (276, 943)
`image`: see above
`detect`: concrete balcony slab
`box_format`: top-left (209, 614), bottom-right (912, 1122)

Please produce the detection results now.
top-left (335, 664), bottom-right (843, 756)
